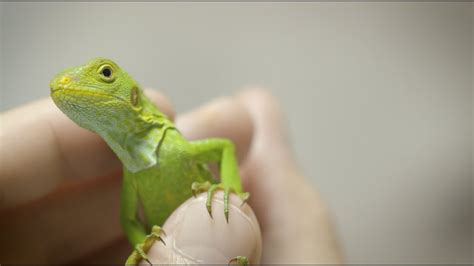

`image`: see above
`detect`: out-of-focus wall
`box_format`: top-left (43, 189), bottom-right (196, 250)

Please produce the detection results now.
top-left (1, 2), bottom-right (472, 263)
top-left (0, 2), bottom-right (4, 101)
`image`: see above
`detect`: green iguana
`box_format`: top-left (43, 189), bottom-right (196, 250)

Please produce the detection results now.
top-left (50, 58), bottom-right (250, 265)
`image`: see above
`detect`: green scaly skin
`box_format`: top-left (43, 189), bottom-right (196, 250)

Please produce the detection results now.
top-left (50, 58), bottom-right (250, 265)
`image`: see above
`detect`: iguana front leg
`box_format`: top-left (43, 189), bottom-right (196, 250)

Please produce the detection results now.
top-left (121, 173), bottom-right (166, 265)
top-left (121, 173), bottom-right (147, 247)
top-left (190, 139), bottom-right (250, 222)
top-left (190, 139), bottom-right (250, 265)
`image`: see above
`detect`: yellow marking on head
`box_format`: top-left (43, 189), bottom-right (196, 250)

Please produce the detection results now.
top-left (70, 89), bottom-right (114, 99)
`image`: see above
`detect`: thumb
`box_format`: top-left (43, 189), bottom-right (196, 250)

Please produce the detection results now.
top-left (144, 191), bottom-right (262, 264)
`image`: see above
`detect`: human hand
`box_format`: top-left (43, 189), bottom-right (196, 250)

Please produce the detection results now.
top-left (141, 89), bottom-right (344, 264)
top-left (0, 88), bottom-right (342, 263)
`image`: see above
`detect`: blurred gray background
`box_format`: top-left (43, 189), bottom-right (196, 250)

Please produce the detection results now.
top-left (1, 2), bottom-right (472, 263)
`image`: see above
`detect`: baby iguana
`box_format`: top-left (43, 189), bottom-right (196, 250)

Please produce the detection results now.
top-left (50, 58), bottom-right (250, 265)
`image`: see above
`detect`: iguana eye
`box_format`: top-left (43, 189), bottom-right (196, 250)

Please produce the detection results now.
top-left (102, 67), bottom-right (111, 77)
top-left (98, 64), bottom-right (115, 82)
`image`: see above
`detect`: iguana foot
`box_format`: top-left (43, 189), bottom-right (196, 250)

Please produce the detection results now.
top-left (191, 181), bottom-right (212, 197)
top-left (125, 225), bottom-right (166, 265)
top-left (191, 181), bottom-right (250, 222)
top-left (229, 256), bottom-right (249, 266)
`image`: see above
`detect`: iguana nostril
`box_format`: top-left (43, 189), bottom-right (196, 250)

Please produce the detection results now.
top-left (60, 76), bottom-right (71, 84)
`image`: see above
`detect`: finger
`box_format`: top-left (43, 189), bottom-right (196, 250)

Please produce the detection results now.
top-left (238, 88), bottom-right (297, 169)
top-left (237, 88), bottom-right (304, 197)
top-left (238, 87), bottom-right (317, 206)
top-left (0, 172), bottom-right (123, 263)
top-left (144, 88), bottom-right (175, 121)
top-left (238, 88), bottom-right (343, 263)
top-left (237, 88), bottom-right (303, 218)
top-left (74, 237), bottom-right (130, 264)
top-left (145, 191), bottom-right (261, 264)
top-left (0, 89), bottom-right (174, 210)
top-left (176, 97), bottom-right (254, 163)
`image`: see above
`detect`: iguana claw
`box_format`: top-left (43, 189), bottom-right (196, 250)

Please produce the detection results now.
top-left (191, 181), bottom-right (212, 197)
top-left (125, 225), bottom-right (166, 265)
top-left (240, 192), bottom-right (250, 207)
top-left (228, 256), bottom-right (249, 266)
top-left (160, 228), bottom-right (167, 236)
top-left (206, 184), bottom-right (221, 218)
top-left (190, 182), bottom-right (250, 223)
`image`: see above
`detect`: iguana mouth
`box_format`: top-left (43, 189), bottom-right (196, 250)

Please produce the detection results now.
top-left (52, 87), bottom-right (110, 97)
top-left (51, 86), bottom-right (126, 103)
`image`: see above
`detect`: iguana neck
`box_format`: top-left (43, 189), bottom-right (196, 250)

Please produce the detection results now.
top-left (96, 96), bottom-right (174, 173)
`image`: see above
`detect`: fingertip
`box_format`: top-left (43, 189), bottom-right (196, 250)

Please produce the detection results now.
top-left (146, 192), bottom-right (262, 264)
top-left (144, 88), bottom-right (176, 121)
top-left (237, 87), bottom-right (286, 131)
top-left (238, 87), bottom-right (283, 116)
top-left (238, 86), bottom-right (274, 98)
top-left (237, 87), bottom-right (291, 151)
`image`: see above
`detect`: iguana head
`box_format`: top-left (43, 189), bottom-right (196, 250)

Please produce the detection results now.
top-left (50, 58), bottom-right (165, 173)
top-left (50, 58), bottom-right (142, 131)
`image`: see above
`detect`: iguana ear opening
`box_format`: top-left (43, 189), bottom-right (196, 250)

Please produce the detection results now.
top-left (131, 87), bottom-right (139, 106)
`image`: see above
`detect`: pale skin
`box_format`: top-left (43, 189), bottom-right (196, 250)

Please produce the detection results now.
top-left (0, 69), bottom-right (343, 263)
